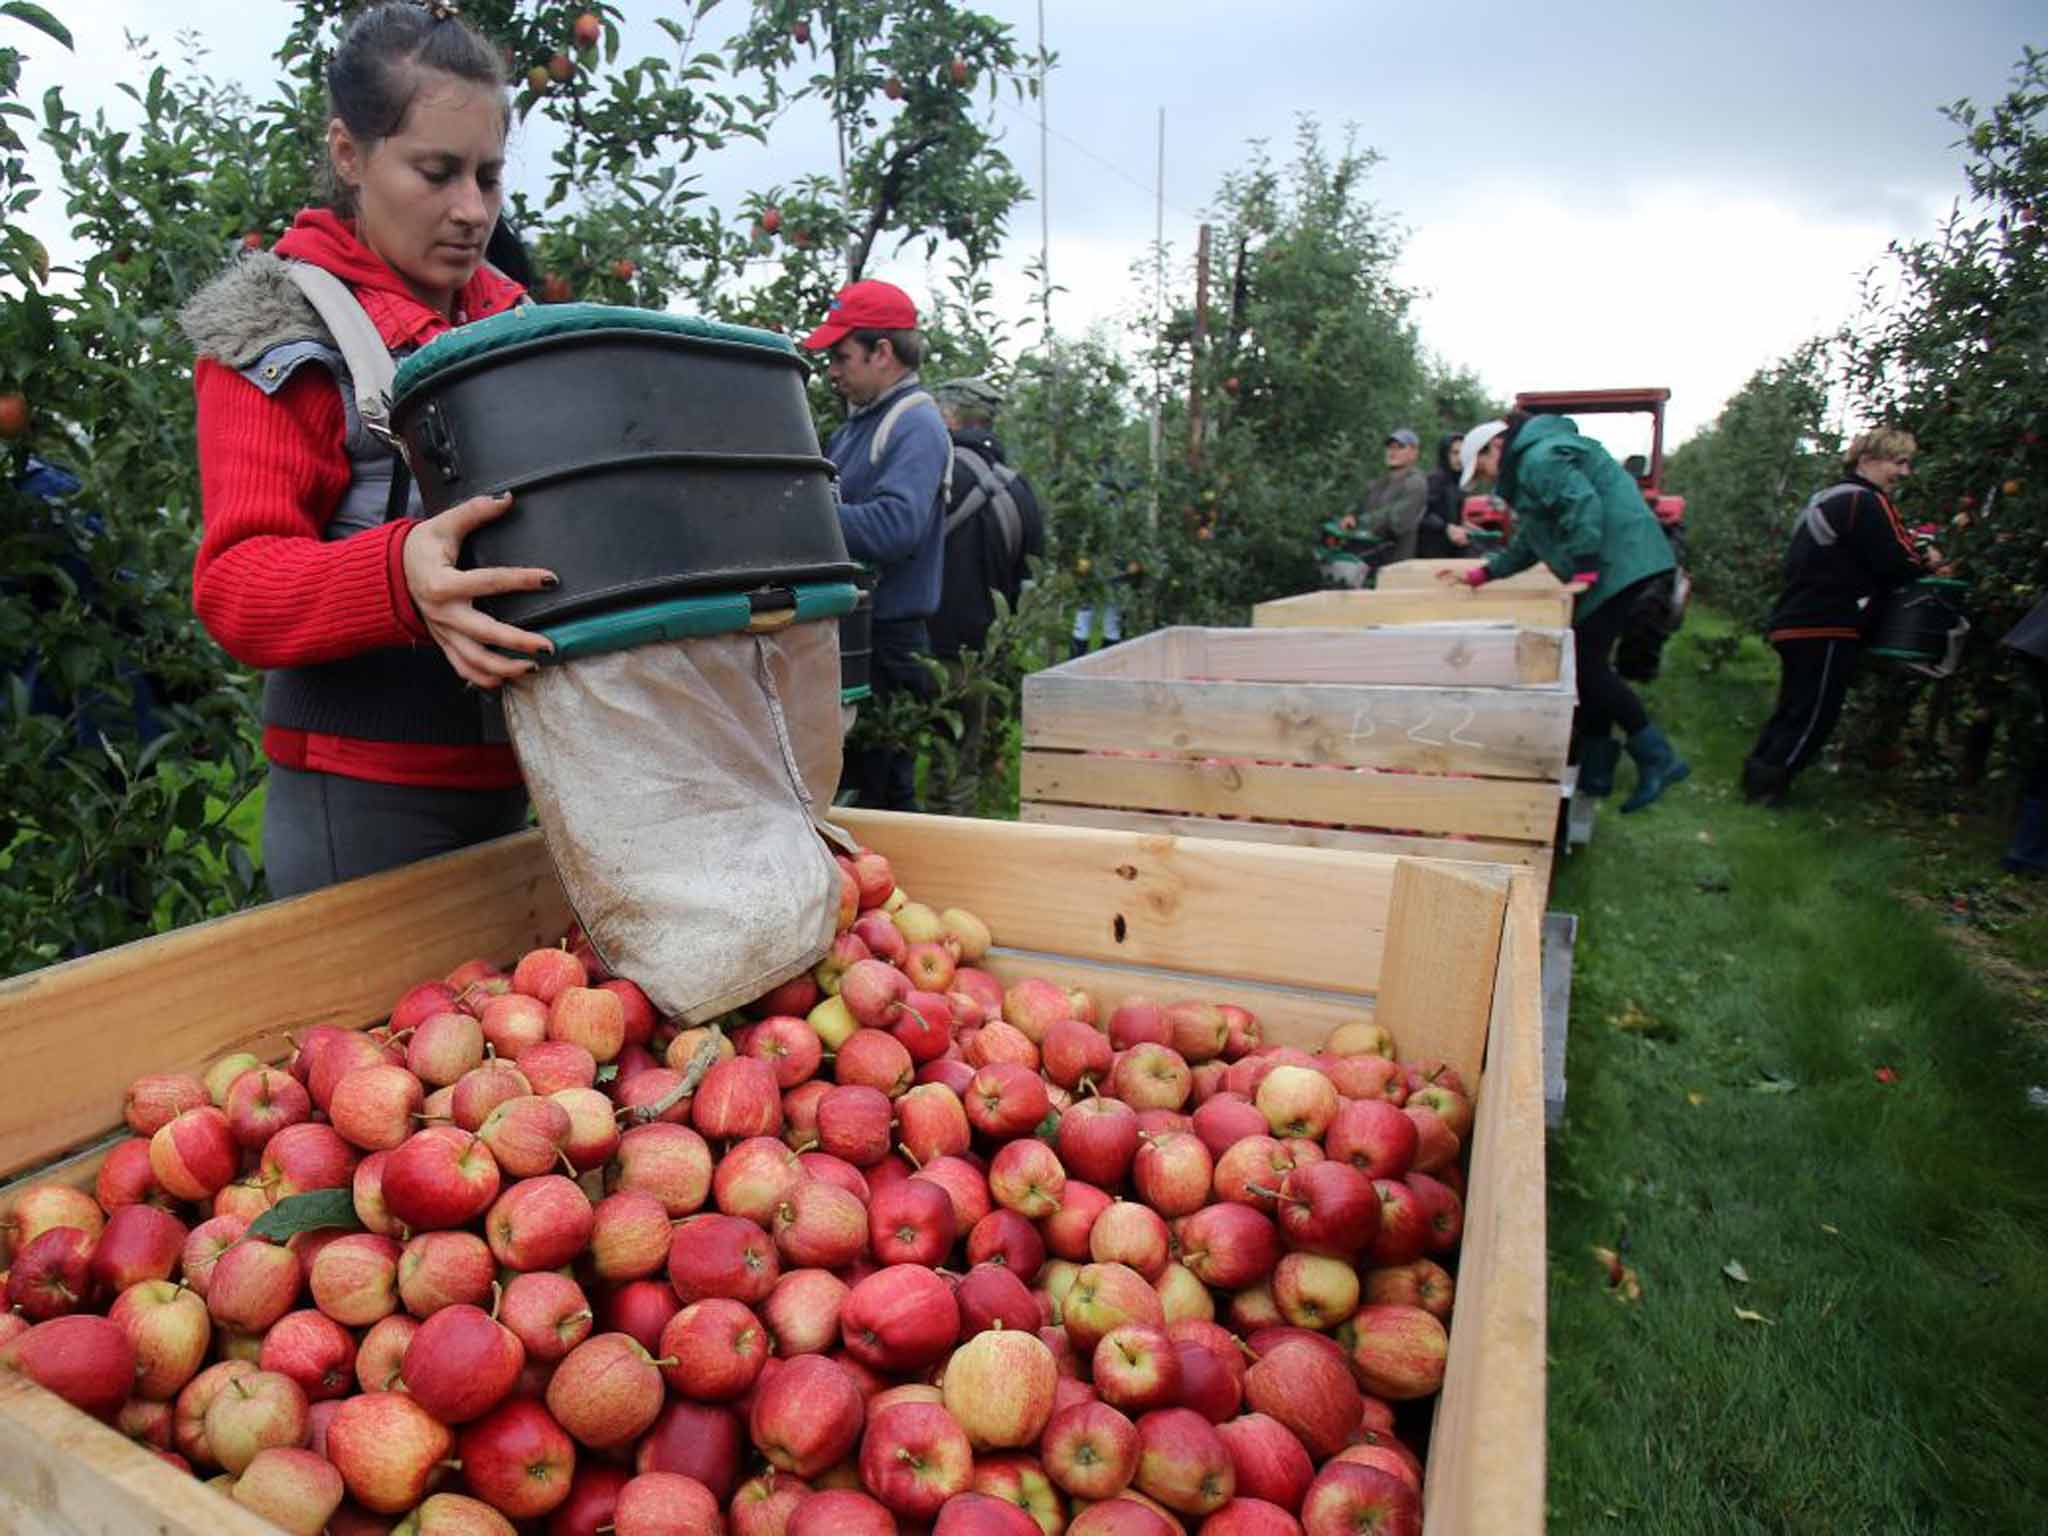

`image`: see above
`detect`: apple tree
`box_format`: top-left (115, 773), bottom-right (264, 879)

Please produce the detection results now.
top-left (1832, 45), bottom-right (2048, 784)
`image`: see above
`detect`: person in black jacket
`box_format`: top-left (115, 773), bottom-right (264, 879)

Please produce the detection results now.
top-left (2001, 593), bottom-right (2048, 874)
top-left (1743, 428), bottom-right (1934, 804)
top-left (1416, 432), bottom-right (1472, 559)
top-left (926, 375), bottom-right (1045, 815)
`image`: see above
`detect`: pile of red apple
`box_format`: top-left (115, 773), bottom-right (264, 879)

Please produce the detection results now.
top-left (0, 845), bottom-right (1472, 1536)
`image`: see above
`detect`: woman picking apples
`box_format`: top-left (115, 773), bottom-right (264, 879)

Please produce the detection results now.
top-left (181, 2), bottom-right (555, 896)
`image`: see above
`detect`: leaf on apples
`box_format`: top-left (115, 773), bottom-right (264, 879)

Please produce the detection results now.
top-left (249, 1188), bottom-right (363, 1241)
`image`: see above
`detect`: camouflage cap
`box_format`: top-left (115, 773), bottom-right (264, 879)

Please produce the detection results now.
top-left (932, 375), bottom-right (1006, 412)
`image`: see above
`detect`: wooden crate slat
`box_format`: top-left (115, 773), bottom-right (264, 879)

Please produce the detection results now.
top-left (1022, 674), bottom-right (1571, 781)
top-left (1421, 875), bottom-right (1548, 1534)
top-left (832, 809), bottom-right (1404, 995)
top-left (1019, 751), bottom-right (1560, 844)
top-left (1373, 860), bottom-right (1509, 1079)
top-left (1376, 558), bottom-right (1565, 591)
top-left (1018, 803), bottom-right (1546, 869)
top-left (1177, 625), bottom-right (1562, 687)
top-left (0, 832), bottom-right (573, 1184)
top-left (0, 1372), bottom-right (281, 1536)
top-left (1253, 587), bottom-right (1576, 630)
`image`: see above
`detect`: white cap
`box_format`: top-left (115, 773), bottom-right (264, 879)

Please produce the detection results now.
top-left (1460, 420), bottom-right (1508, 488)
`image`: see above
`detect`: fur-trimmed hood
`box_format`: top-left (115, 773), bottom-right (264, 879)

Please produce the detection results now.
top-left (180, 252), bottom-right (333, 368)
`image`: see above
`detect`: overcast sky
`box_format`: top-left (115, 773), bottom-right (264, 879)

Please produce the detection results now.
top-left (14, 1), bottom-right (2042, 448)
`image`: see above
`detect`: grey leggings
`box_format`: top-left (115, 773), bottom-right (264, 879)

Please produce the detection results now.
top-left (262, 763), bottom-right (529, 900)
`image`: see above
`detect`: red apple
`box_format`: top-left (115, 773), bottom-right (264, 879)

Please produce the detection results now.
top-left (1063, 1262), bottom-right (1165, 1353)
top-left (1042, 1399), bottom-right (1139, 1500)
top-left (693, 1057), bottom-right (784, 1140)
top-left (85, 1203), bottom-right (185, 1295)
top-left (1215, 1412), bottom-right (1314, 1514)
top-left (548, 986), bottom-right (625, 1063)
top-left (966, 1062), bottom-right (1052, 1138)
top-left (1001, 977), bottom-right (1072, 1043)
top-left (400, 1301), bottom-right (523, 1422)
top-left (840, 1263), bottom-right (960, 1373)
top-left (967, 1207), bottom-right (1046, 1279)
top-left (398, 1230), bottom-right (496, 1317)
top-left (477, 994), bottom-right (550, 1063)
top-left (1174, 1202), bottom-right (1279, 1292)
top-left (1404, 1172), bottom-right (1463, 1254)
top-left (203, 1367), bottom-right (310, 1476)
top-left (106, 1277), bottom-right (210, 1400)
top-left (1057, 1097), bottom-right (1140, 1187)
top-left (1094, 1323), bottom-right (1181, 1413)
top-left (499, 1270), bottom-right (593, 1363)
top-left (868, 1175), bottom-right (957, 1267)
top-left (149, 1105), bottom-right (239, 1200)
top-left (1068, 1500), bottom-right (1178, 1535)
top-left (657, 1297), bottom-right (765, 1401)
top-left (1165, 1001), bottom-right (1229, 1063)
top-left (546, 1331), bottom-right (667, 1449)
top-left (1244, 1338), bottom-right (1361, 1460)
top-left (259, 1307), bottom-right (356, 1401)
top-left (485, 1174), bottom-right (594, 1272)
top-left (760, 1266), bottom-right (848, 1357)
top-left (612, 1121), bottom-right (715, 1217)
top-left (940, 1324), bottom-right (1057, 1449)
top-left (817, 1083), bottom-right (895, 1166)
top-left (124, 1071), bottom-right (212, 1135)
top-left (0, 1314), bottom-right (134, 1422)
top-left (989, 1136), bottom-right (1067, 1220)
top-left (787, 1488), bottom-right (894, 1536)
top-left (457, 1395), bottom-right (576, 1519)
top-left (669, 1212), bottom-right (780, 1304)
top-left (751, 1353), bottom-right (865, 1476)
top-left (259, 1122), bottom-right (359, 1202)
top-left (1271, 1161), bottom-right (1378, 1258)
top-left (918, 1156), bottom-right (994, 1236)
top-left (772, 1179), bottom-right (868, 1269)
top-left (746, 1015), bottom-right (825, 1088)
top-left (1133, 1131), bottom-right (1213, 1218)
top-left (207, 1239), bottom-right (303, 1334)
top-left (1367, 1179), bottom-right (1429, 1268)
top-left (308, 1233), bottom-right (402, 1328)
top-left (1340, 1303), bottom-right (1446, 1400)
top-left (1298, 1461), bottom-right (1419, 1536)
top-left (858, 1400), bottom-right (975, 1517)
top-left (1133, 1406), bottom-right (1236, 1516)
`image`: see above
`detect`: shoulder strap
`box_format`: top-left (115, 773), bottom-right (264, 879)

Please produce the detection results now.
top-left (870, 387), bottom-right (952, 509)
top-left (283, 263), bottom-right (397, 446)
top-left (944, 446), bottom-right (1024, 565)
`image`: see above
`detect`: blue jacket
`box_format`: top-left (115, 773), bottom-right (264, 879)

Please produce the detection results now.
top-left (825, 374), bottom-right (952, 623)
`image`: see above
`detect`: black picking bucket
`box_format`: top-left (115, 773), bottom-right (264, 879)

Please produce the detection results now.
top-left (840, 574), bottom-right (875, 698)
top-left (1867, 577), bottom-right (1970, 672)
top-left (389, 306), bottom-right (859, 630)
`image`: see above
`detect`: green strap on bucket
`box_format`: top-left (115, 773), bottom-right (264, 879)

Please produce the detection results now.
top-left (537, 581), bottom-right (860, 664)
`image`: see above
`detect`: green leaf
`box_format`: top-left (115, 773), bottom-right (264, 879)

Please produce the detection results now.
top-left (1, 3), bottom-right (73, 49)
top-left (249, 1188), bottom-right (361, 1241)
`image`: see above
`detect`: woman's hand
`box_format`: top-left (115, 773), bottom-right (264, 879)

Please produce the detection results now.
top-left (1445, 522), bottom-right (1471, 548)
top-left (401, 492), bottom-right (557, 688)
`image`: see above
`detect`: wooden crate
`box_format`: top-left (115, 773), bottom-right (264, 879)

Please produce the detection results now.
top-left (0, 815), bottom-right (1546, 1536)
top-left (1374, 558), bottom-right (1564, 592)
top-left (1020, 625), bottom-right (1575, 877)
top-left (1253, 586), bottom-right (1575, 631)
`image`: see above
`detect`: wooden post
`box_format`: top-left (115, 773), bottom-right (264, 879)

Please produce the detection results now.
top-left (1187, 222), bottom-right (1212, 478)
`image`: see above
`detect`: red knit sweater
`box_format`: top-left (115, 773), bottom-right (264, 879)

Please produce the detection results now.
top-left (192, 211), bottom-right (526, 788)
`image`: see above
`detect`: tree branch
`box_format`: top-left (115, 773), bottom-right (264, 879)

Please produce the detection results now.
top-left (847, 129), bottom-right (946, 282)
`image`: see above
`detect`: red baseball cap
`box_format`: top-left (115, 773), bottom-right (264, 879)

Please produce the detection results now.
top-left (800, 279), bottom-right (919, 350)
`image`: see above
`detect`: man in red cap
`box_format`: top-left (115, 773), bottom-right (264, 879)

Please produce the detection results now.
top-left (802, 279), bottom-right (953, 810)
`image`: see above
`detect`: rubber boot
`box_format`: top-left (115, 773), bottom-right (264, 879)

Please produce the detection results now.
top-left (2003, 797), bottom-right (2048, 876)
top-left (1577, 736), bottom-right (1621, 798)
top-left (1621, 725), bottom-right (1690, 813)
top-left (1742, 756), bottom-right (1790, 808)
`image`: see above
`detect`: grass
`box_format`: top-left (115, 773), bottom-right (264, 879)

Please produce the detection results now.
top-left (1545, 612), bottom-right (2048, 1532)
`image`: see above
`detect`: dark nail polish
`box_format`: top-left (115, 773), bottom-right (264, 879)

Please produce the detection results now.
top-left (540, 574), bottom-right (559, 589)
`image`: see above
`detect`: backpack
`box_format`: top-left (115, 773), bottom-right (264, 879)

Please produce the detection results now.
top-left (943, 445), bottom-right (1025, 567)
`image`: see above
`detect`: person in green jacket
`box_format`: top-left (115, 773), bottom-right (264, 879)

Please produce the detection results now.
top-left (1444, 412), bottom-right (1689, 812)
